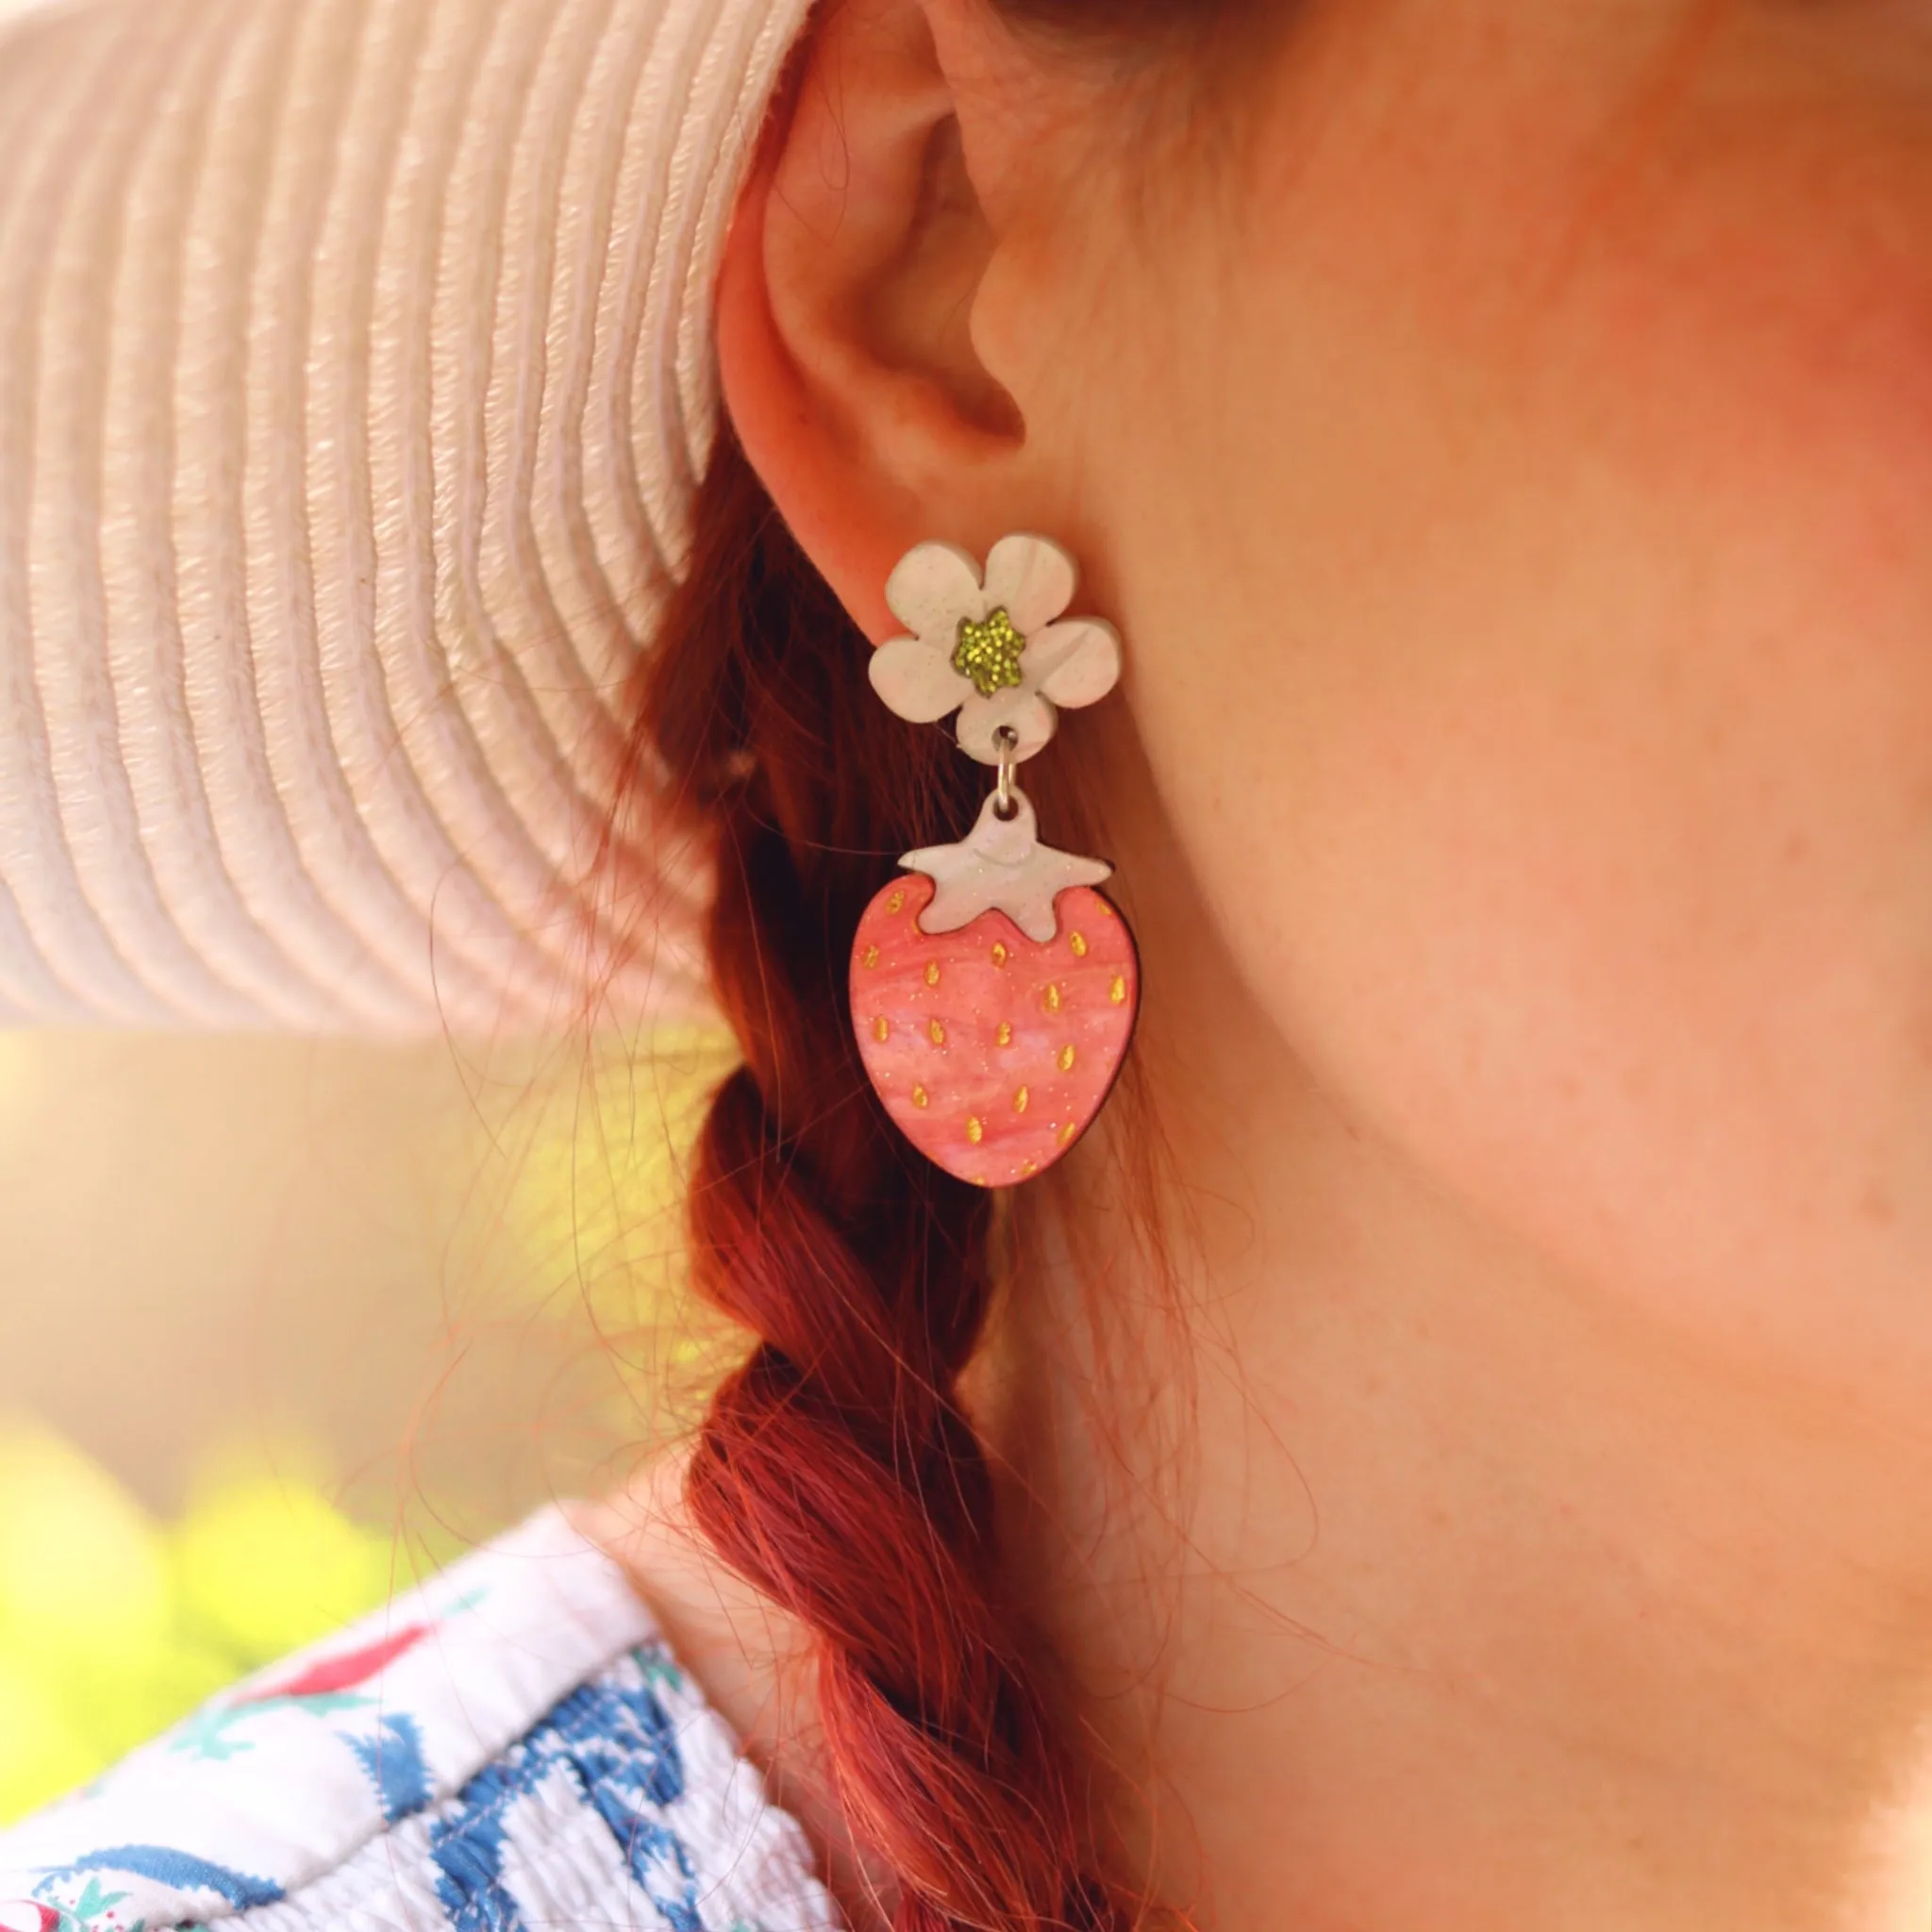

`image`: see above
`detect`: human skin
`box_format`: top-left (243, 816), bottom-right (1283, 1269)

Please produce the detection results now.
top-left (593, 2), bottom-right (1932, 1927)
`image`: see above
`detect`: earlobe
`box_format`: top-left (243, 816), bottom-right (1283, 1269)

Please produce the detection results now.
top-left (713, 0), bottom-right (1033, 645)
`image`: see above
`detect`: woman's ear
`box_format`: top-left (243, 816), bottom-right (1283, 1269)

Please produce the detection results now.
top-left (714, 0), bottom-right (1048, 641)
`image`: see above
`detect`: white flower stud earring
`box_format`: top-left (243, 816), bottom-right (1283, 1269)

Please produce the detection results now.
top-left (850, 534), bottom-right (1140, 1189)
top-left (867, 534), bottom-right (1124, 764)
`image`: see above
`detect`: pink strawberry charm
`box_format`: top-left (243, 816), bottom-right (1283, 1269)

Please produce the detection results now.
top-left (851, 790), bottom-right (1140, 1187)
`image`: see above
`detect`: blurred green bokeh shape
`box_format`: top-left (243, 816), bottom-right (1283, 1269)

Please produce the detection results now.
top-left (0, 1430), bottom-right (395, 1824)
top-left (169, 1471), bottom-right (399, 1660)
top-left (0, 1659), bottom-right (95, 1822)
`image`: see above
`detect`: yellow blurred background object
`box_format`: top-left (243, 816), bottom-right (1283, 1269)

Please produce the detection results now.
top-left (0, 1024), bottom-right (738, 1824)
top-left (0, 1434), bottom-right (393, 1821)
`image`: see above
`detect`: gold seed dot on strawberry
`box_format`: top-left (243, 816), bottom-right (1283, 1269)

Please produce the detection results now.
top-left (850, 872), bottom-right (1140, 1186)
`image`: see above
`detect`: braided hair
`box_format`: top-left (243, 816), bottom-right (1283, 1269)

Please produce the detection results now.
top-left (613, 4), bottom-right (1271, 1918)
top-left (631, 421), bottom-right (1135, 1931)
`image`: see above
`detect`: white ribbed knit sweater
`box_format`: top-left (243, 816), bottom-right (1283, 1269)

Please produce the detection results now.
top-left (0, 0), bottom-right (809, 1033)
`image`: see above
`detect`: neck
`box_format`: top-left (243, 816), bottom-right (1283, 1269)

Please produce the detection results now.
top-left (976, 870), bottom-right (1932, 1932)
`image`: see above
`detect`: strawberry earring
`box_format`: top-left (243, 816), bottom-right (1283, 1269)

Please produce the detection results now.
top-left (850, 534), bottom-right (1141, 1188)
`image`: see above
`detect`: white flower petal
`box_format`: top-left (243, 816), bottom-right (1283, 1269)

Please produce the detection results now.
top-left (870, 636), bottom-right (972, 724)
top-left (1031, 618), bottom-right (1122, 710)
top-left (982, 534), bottom-right (1076, 636)
top-left (958, 687), bottom-right (1058, 765)
top-left (885, 541), bottom-right (984, 643)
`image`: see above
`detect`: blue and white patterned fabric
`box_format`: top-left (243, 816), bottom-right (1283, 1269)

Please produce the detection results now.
top-left (0, 1510), bottom-right (841, 1932)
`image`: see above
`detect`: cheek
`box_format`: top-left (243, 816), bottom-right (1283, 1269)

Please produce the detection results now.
top-left (1077, 54), bottom-right (1932, 1379)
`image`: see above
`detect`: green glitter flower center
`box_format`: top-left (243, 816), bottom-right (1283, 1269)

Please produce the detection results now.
top-left (952, 607), bottom-right (1027, 698)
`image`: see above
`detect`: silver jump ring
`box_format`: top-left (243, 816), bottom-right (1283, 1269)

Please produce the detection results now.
top-left (993, 725), bottom-right (1020, 820)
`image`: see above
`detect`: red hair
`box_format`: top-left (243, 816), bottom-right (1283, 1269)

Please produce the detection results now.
top-left (615, 6), bottom-right (1257, 1925)
top-left (632, 423), bottom-right (1133, 1930)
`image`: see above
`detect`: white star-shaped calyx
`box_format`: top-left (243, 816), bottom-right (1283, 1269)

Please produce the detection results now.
top-left (869, 534), bottom-right (1124, 766)
top-left (900, 789), bottom-right (1112, 943)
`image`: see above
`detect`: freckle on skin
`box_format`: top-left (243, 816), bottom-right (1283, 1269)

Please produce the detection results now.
top-left (1859, 1183), bottom-right (1896, 1226)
